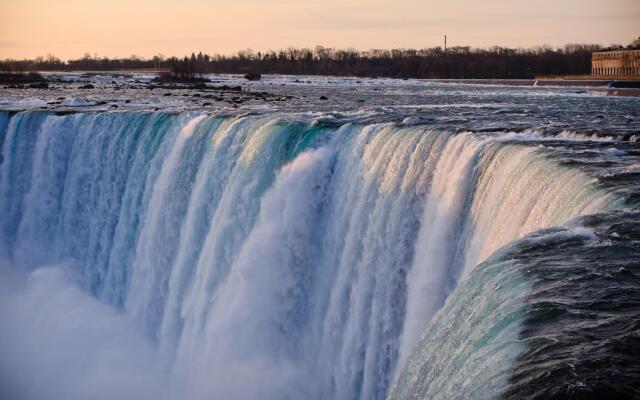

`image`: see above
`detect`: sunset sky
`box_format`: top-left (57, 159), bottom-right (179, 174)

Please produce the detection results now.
top-left (1, 0), bottom-right (638, 60)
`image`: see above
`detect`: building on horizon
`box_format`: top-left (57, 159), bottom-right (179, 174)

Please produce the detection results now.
top-left (592, 49), bottom-right (640, 77)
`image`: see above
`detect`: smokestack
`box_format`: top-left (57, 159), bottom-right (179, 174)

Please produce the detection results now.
top-left (444, 35), bottom-right (447, 54)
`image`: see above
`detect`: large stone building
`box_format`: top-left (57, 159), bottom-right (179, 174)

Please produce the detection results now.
top-left (592, 49), bottom-right (640, 77)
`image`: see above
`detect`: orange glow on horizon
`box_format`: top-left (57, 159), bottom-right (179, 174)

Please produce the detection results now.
top-left (1, 0), bottom-right (639, 60)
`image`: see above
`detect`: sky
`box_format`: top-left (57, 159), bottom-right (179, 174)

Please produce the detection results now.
top-left (1, 0), bottom-right (639, 60)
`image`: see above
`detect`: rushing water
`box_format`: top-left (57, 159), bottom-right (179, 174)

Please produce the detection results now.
top-left (390, 212), bottom-right (640, 399)
top-left (0, 78), bottom-right (639, 400)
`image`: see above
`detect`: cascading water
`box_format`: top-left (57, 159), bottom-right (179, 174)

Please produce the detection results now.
top-left (390, 212), bottom-right (640, 399)
top-left (0, 109), bottom-right (633, 400)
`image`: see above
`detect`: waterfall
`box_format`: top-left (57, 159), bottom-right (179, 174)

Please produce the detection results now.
top-left (397, 137), bottom-right (620, 369)
top-left (0, 110), bottom-right (624, 400)
top-left (390, 212), bottom-right (640, 399)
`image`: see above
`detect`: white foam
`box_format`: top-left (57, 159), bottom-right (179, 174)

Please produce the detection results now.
top-left (62, 97), bottom-right (96, 107)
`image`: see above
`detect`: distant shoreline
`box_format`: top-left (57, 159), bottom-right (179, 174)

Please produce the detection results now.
top-left (0, 44), bottom-right (615, 79)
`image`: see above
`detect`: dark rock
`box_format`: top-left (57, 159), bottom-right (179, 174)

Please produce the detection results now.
top-left (152, 75), bottom-right (209, 85)
top-left (79, 84), bottom-right (95, 89)
top-left (219, 85), bottom-right (242, 92)
top-left (0, 71), bottom-right (46, 85)
top-left (320, 95), bottom-right (328, 100)
top-left (244, 73), bottom-right (262, 81)
top-left (28, 82), bottom-right (49, 89)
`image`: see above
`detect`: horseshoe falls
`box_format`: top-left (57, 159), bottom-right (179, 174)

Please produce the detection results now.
top-left (0, 83), bottom-right (639, 400)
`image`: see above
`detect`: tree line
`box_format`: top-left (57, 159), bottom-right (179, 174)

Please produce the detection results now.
top-left (1, 40), bottom-right (638, 80)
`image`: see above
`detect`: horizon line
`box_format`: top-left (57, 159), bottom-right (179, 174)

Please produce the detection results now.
top-left (2, 40), bottom-right (637, 62)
